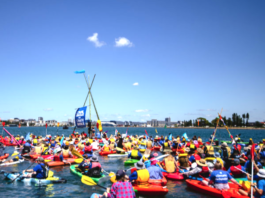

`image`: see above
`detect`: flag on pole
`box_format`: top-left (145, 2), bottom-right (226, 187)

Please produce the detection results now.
top-left (251, 144), bottom-right (256, 160)
top-left (145, 130), bottom-right (148, 136)
top-left (57, 122), bottom-right (60, 127)
top-left (96, 120), bottom-right (103, 132)
top-left (74, 70), bottom-right (85, 74)
top-left (115, 129), bottom-right (118, 135)
top-left (60, 135), bottom-right (64, 146)
top-left (164, 124), bottom-right (167, 129)
top-left (155, 129), bottom-right (158, 133)
top-left (25, 133), bottom-right (30, 141)
top-left (46, 123), bottom-right (47, 129)
top-left (2, 122), bottom-right (5, 127)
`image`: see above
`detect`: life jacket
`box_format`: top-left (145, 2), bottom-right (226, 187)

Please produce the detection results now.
top-left (103, 146), bottom-right (110, 152)
top-left (33, 139), bottom-right (38, 144)
top-left (206, 145), bottom-right (214, 156)
top-left (74, 140), bottom-right (79, 145)
top-left (230, 165), bottom-right (244, 178)
top-left (84, 145), bottom-right (92, 153)
top-left (22, 145), bottom-right (31, 154)
top-left (91, 162), bottom-right (101, 169)
top-left (131, 150), bottom-right (139, 158)
top-left (233, 144), bottom-right (241, 155)
top-left (42, 147), bottom-right (49, 155)
top-left (125, 142), bottom-right (132, 150)
top-left (178, 153), bottom-right (189, 167)
top-left (110, 138), bottom-right (115, 143)
top-left (146, 141), bottom-right (152, 148)
top-left (165, 158), bottom-right (176, 173)
top-left (98, 139), bottom-right (103, 143)
top-left (194, 166), bottom-right (210, 178)
top-left (193, 154), bottom-right (201, 161)
top-left (190, 143), bottom-right (195, 150)
top-left (164, 142), bottom-right (170, 149)
top-left (62, 149), bottom-right (69, 158)
top-left (136, 169), bottom-right (150, 186)
top-left (54, 155), bottom-right (61, 161)
top-left (34, 146), bottom-right (42, 154)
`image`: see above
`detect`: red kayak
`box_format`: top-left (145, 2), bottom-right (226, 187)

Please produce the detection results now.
top-left (153, 146), bottom-right (161, 151)
top-left (133, 185), bottom-right (168, 196)
top-left (4, 142), bottom-right (17, 146)
top-left (148, 176), bottom-right (167, 186)
top-left (162, 172), bottom-right (184, 181)
top-left (48, 158), bottom-right (77, 167)
top-left (0, 153), bottom-right (9, 160)
top-left (30, 154), bottom-right (53, 160)
top-left (99, 150), bottom-right (116, 156)
top-left (186, 180), bottom-right (249, 198)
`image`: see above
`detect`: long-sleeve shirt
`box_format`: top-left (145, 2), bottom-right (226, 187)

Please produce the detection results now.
top-left (147, 165), bottom-right (163, 179)
top-left (107, 181), bottom-right (136, 198)
top-left (183, 167), bottom-right (213, 177)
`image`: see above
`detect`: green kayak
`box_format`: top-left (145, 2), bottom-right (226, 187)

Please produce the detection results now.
top-left (124, 159), bottom-right (139, 166)
top-left (221, 140), bottom-right (248, 144)
top-left (70, 165), bottom-right (105, 183)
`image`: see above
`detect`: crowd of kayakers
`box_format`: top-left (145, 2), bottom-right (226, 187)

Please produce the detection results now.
top-left (0, 130), bottom-right (265, 198)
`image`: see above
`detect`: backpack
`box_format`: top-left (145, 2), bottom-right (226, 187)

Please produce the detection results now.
top-left (85, 166), bottom-right (102, 178)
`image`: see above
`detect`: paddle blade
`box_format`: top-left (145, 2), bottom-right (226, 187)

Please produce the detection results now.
top-left (98, 175), bottom-right (110, 185)
top-left (12, 151), bottom-right (19, 156)
top-left (81, 175), bottom-right (97, 186)
top-left (45, 159), bottom-right (51, 162)
top-left (74, 158), bottom-right (83, 164)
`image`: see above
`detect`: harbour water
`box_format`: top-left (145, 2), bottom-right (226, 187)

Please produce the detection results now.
top-left (0, 127), bottom-right (263, 198)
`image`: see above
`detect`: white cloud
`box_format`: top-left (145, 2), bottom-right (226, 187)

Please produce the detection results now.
top-left (44, 108), bottom-right (53, 111)
top-left (115, 37), bottom-right (133, 47)
top-left (133, 82), bottom-right (139, 86)
top-left (141, 114), bottom-right (150, 117)
top-left (87, 33), bottom-right (105, 47)
top-left (135, 109), bottom-right (149, 113)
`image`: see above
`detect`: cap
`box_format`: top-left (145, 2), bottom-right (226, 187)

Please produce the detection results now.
top-left (37, 157), bottom-right (44, 162)
top-left (116, 170), bottom-right (125, 179)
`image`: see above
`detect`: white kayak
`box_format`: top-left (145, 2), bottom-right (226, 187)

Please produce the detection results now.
top-left (108, 152), bottom-right (129, 158)
top-left (0, 159), bottom-right (25, 166)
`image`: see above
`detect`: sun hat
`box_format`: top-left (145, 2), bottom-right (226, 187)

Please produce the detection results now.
top-left (91, 156), bottom-right (99, 162)
top-left (257, 169), bottom-right (265, 178)
top-left (135, 161), bottom-right (146, 170)
top-left (234, 159), bottom-right (240, 165)
top-left (214, 152), bottom-right (221, 158)
top-left (197, 148), bottom-right (204, 154)
top-left (221, 142), bottom-right (227, 148)
top-left (116, 170), bottom-right (125, 179)
top-left (185, 147), bottom-right (190, 153)
top-left (37, 157), bottom-right (44, 162)
top-left (196, 159), bottom-right (208, 167)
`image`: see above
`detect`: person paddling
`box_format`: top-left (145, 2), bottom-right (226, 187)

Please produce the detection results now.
top-left (22, 157), bottom-right (49, 179)
top-left (129, 161), bottom-right (150, 186)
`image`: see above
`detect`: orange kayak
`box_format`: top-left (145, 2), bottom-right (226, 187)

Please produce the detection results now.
top-left (0, 153), bottom-right (9, 160)
top-left (48, 158), bottom-right (77, 167)
top-left (148, 176), bottom-right (167, 186)
top-left (133, 185), bottom-right (168, 196)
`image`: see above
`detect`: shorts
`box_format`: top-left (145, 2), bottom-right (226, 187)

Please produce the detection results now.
top-left (214, 183), bottom-right (230, 190)
top-left (31, 174), bottom-right (37, 178)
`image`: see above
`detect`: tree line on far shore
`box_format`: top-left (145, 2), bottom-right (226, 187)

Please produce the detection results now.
top-left (181, 113), bottom-right (264, 128)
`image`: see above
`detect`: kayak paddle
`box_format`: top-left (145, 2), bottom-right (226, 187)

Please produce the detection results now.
top-left (81, 175), bottom-right (107, 189)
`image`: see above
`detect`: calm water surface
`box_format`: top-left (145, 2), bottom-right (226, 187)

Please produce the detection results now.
top-left (0, 127), bottom-right (264, 198)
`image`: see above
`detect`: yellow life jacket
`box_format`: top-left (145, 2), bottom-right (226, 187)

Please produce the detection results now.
top-left (89, 139), bottom-right (93, 143)
top-left (179, 153), bottom-right (188, 157)
top-left (103, 146), bottom-right (110, 152)
top-left (110, 143), bottom-right (115, 150)
top-left (131, 150), bottom-right (139, 158)
top-left (190, 144), bottom-right (195, 149)
top-left (62, 149), bottom-right (69, 158)
top-left (127, 142), bottom-right (132, 150)
top-left (110, 138), bottom-right (115, 143)
top-left (15, 137), bottom-right (19, 141)
top-left (165, 158), bottom-right (175, 173)
top-left (33, 139), bottom-right (38, 144)
top-left (35, 146), bottom-right (42, 154)
top-left (136, 169), bottom-right (150, 186)
top-left (206, 145), bottom-right (214, 155)
top-left (226, 146), bottom-right (231, 157)
top-left (164, 142), bottom-right (169, 148)
top-left (146, 141), bottom-right (152, 148)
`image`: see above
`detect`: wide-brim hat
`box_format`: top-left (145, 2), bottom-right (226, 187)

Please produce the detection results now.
top-left (196, 159), bottom-right (208, 167)
top-left (185, 147), bottom-right (190, 153)
top-left (135, 161), bottom-right (145, 170)
top-left (91, 156), bottom-right (98, 162)
top-left (257, 169), bottom-right (265, 178)
top-left (221, 142), bottom-right (227, 148)
top-left (214, 152), bottom-right (221, 158)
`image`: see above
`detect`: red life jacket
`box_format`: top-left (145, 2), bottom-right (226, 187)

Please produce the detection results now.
top-left (99, 139), bottom-right (103, 143)
top-left (54, 155), bottom-right (61, 161)
top-left (230, 165), bottom-right (243, 176)
top-left (91, 162), bottom-right (101, 169)
top-left (84, 146), bottom-right (92, 153)
top-left (193, 154), bottom-right (201, 161)
top-left (233, 144), bottom-right (241, 152)
top-left (200, 166), bottom-right (209, 174)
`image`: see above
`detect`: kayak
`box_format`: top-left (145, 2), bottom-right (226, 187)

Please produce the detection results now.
top-left (70, 165), bottom-right (105, 183)
top-left (30, 154), bottom-right (53, 160)
top-left (4, 142), bottom-right (17, 146)
top-left (0, 159), bottom-right (24, 166)
top-left (221, 140), bottom-right (248, 144)
top-left (3, 172), bottom-right (67, 186)
top-left (148, 176), bottom-right (167, 186)
top-left (90, 193), bottom-right (102, 198)
top-left (108, 152), bottom-right (128, 158)
top-left (99, 150), bottom-right (116, 156)
top-left (48, 158), bottom-right (77, 167)
top-left (133, 185), bottom-right (168, 196)
top-left (153, 146), bottom-right (161, 151)
top-left (186, 179), bottom-right (249, 198)
top-left (162, 172), bottom-right (184, 181)
top-left (0, 153), bottom-right (9, 160)
top-left (124, 159), bottom-right (139, 166)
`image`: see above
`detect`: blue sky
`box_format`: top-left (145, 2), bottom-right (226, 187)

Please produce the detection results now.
top-left (0, 0), bottom-right (264, 122)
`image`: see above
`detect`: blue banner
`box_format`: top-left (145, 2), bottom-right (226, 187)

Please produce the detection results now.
top-left (75, 106), bottom-right (87, 128)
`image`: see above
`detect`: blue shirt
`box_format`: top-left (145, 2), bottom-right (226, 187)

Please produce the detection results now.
top-left (256, 179), bottom-right (265, 198)
top-left (209, 170), bottom-right (232, 184)
top-left (33, 163), bottom-right (47, 179)
top-left (189, 155), bottom-right (196, 163)
top-left (147, 165), bottom-right (163, 179)
top-left (129, 171), bottom-right (138, 181)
